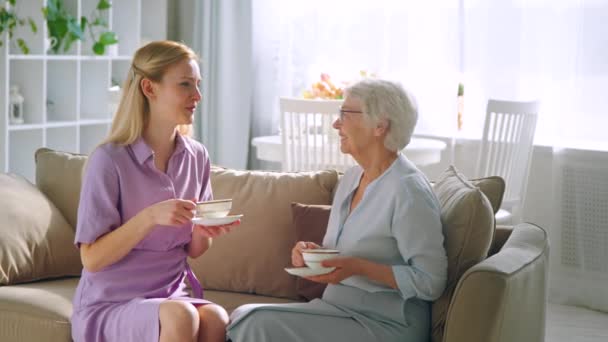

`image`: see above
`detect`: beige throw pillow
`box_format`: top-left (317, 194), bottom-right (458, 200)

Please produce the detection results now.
top-left (470, 176), bottom-right (505, 214)
top-left (35, 148), bottom-right (88, 230)
top-left (431, 166), bottom-right (499, 342)
top-left (0, 174), bottom-right (82, 285)
top-left (188, 167), bottom-right (339, 300)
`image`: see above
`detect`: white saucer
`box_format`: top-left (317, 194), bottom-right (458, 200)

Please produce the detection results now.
top-left (192, 214), bottom-right (243, 226)
top-left (284, 266), bottom-right (336, 277)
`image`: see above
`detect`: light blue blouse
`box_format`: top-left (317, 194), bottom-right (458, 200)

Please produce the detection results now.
top-left (323, 153), bottom-right (447, 301)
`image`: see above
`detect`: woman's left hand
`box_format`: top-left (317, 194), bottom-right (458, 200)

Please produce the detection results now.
top-left (305, 256), bottom-right (362, 284)
top-left (193, 220), bottom-right (240, 238)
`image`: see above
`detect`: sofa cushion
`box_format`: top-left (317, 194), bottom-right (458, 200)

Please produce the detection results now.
top-left (0, 174), bottom-right (82, 285)
top-left (470, 176), bottom-right (505, 214)
top-left (0, 277), bottom-right (77, 342)
top-left (188, 167), bottom-right (339, 300)
top-left (431, 166), bottom-right (498, 342)
top-left (291, 202), bottom-right (332, 300)
top-left (35, 148), bottom-right (88, 230)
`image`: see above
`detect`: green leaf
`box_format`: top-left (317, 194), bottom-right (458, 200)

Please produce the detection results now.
top-left (17, 38), bottom-right (29, 54)
top-left (9, 0), bottom-right (16, 7)
top-left (49, 17), bottom-right (68, 40)
top-left (80, 16), bottom-right (87, 31)
top-left (45, 1), bottom-right (58, 17)
top-left (67, 18), bottom-right (84, 40)
top-left (99, 31), bottom-right (118, 45)
top-left (64, 34), bottom-right (79, 52)
top-left (97, 0), bottom-right (112, 10)
top-left (28, 18), bottom-right (37, 33)
top-left (93, 42), bottom-right (105, 55)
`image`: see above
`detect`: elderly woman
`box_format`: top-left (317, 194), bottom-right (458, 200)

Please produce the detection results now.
top-left (227, 79), bottom-right (447, 342)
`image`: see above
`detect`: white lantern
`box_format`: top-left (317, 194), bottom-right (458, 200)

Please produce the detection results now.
top-left (9, 85), bottom-right (24, 125)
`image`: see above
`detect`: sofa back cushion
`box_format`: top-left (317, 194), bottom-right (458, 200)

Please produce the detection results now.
top-left (431, 166), bottom-right (502, 342)
top-left (0, 174), bottom-right (82, 285)
top-left (188, 167), bottom-right (339, 300)
top-left (35, 148), bottom-right (88, 230)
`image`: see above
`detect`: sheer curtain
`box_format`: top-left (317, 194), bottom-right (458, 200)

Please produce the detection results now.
top-left (252, 0), bottom-right (608, 311)
top-left (250, 0), bottom-right (461, 144)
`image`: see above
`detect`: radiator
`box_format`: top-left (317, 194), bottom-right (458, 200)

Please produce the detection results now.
top-left (560, 158), bottom-right (608, 273)
top-left (550, 149), bottom-right (608, 311)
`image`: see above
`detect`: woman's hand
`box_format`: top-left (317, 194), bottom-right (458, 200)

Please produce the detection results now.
top-left (305, 257), bottom-right (362, 284)
top-left (144, 199), bottom-right (196, 227)
top-left (193, 220), bottom-right (241, 238)
top-left (291, 241), bottom-right (322, 267)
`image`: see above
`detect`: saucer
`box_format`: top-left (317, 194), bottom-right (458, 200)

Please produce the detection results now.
top-left (192, 214), bottom-right (243, 226)
top-left (284, 266), bottom-right (336, 277)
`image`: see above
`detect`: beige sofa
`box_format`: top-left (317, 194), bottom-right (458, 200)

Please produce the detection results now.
top-left (0, 148), bottom-right (549, 342)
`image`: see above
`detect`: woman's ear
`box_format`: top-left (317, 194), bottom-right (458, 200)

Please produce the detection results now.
top-left (140, 78), bottom-right (156, 100)
top-left (374, 118), bottom-right (390, 136)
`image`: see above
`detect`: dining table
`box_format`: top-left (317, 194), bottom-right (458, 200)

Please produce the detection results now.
top-left (251, 135), bottom-right (447, 167)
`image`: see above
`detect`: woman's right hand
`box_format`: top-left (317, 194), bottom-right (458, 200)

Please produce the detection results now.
top-left (291, 241), bottom-right (321, 267)
top-left (144, 199), bottom-right (196, 227)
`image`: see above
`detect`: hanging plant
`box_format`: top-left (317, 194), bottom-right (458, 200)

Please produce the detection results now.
top-left (0, 0), bottom-right (38, 54)
top-left (43, 0), bottom-right (117, 55)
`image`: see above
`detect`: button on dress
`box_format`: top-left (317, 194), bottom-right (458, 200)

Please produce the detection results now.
top-left (71, 135), bottom-right (214, 342)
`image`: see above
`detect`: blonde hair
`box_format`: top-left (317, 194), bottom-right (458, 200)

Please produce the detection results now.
top-left (102, 40), bottom-right (198, 146)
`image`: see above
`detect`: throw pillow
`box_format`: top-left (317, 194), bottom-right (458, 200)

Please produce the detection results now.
top-left (188, 167), bottom-right (340, 300)
top-left (470, 176), bottom-right (505, 214)
top-left (0, 174), bottom-right (82, 285)
top-left (431, 165), bottom-right (497, 342)
top-left (35, 148), bottom-right (88, 230)
top-left (291, 202), bottom-right (332, 300)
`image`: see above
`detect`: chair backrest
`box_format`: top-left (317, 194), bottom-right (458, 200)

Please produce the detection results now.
top-left (279, 97), bottom-right (356, 172)
top-left (475, 99), bottom-right (540, 213)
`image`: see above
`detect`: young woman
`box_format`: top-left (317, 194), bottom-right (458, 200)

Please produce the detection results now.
top-left (71, 40), bottom-right (238, 342)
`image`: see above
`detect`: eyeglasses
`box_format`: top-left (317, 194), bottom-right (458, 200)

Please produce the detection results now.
top-left (339, 108), bottom-right (363, 121)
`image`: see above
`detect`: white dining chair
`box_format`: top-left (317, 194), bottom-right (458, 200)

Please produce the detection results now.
top-left (279, 97), bottom-right (356, 172)
top-left (476, 99), bottom-right (540, 225)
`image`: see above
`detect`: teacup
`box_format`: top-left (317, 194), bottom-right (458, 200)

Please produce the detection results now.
top-left (302, 249), bottom-right (339, 269)
top-left (195, 199), bottom-right (232, 218)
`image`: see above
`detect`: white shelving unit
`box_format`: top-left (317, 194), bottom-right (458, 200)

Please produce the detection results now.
top-left (1, 0), bottom-right (167, 182)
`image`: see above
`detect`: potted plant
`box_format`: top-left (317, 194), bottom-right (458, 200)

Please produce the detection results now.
top-left (0, 0), bottom-right (38, 54)
top-left (43, 0), bottom-right (117, 55)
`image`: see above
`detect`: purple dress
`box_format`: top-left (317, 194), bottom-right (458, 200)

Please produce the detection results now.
top-left (71, 135), bottom-right (214, 342)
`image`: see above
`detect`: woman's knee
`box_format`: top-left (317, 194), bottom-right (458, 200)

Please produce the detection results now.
top-left (159, 301), bottom-right (200, 334)
top-left (198, 304), bottom-right (229, 327)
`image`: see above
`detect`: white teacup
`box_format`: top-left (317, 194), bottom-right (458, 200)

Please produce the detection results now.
top-left (195, 199), bottom-right (232, 218)
top-left (302, 249), bottom-right (339, 269)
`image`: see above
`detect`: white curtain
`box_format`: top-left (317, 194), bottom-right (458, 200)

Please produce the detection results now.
top-left (251, 0), bottom-right (461, 141)
top-left (252, 0), bottom-right (608, 311)
top-left (463, 0), bottom-right (608, 312)
top-left (192, 0), bottom-right (253, 169)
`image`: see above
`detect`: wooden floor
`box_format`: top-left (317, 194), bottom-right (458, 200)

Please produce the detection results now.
top-left (546, 302), bottom-right (608, 342)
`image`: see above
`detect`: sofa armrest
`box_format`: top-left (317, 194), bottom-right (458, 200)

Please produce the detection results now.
top-left (443, 223), bottom-right (549, 342)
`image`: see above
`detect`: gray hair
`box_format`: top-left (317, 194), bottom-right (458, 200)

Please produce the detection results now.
top-left (345, 79), bottom-right (418, 152)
